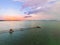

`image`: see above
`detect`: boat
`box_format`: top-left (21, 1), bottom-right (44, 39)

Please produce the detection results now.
top-left (9, 29), bottom-right (14, 33)
top-left (36, 26), bottom-right (41, 28)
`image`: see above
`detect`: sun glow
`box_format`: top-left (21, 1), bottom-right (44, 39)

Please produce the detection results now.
top-left (4, 16), bottom-right (24, 20)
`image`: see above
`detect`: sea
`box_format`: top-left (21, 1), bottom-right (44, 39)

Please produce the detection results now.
top-left (0, 20), bottom-right (60, 45)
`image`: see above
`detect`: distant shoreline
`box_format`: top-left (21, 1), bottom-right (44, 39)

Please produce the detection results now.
top-left (0, 20), bottom-right (58, 21)
top-left (0, 20), bottom-right (22, 21)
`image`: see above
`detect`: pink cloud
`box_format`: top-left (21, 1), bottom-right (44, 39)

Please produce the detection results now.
top-left (24, 13), bottom-right (54, 20)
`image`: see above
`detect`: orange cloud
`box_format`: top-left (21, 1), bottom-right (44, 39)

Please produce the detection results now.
top-left (3, 15), bottom-right (25, 20)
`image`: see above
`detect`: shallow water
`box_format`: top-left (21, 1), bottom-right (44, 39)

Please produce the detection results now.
top-left (0, 20), bottom-right (60, 45)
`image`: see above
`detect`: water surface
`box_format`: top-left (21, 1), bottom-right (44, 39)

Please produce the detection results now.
top-left (0, 20), bottom-right (60, 45)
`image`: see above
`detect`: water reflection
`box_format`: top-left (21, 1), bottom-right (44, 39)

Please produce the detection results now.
top-left (9, 32), bottom-right (13, 40)
top-left (0, 21), bottom-right (42, 31)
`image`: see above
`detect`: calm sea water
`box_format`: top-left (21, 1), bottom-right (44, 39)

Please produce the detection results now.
top-left (0, 20), bottom-right (42, 31)
top-left (0, 20), bottom-right (60, 45)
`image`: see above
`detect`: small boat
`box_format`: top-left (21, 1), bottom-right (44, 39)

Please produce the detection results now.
top-left (9, 29), bottom-right (14, 33)
top-left (36, 26), bottom-right (41, 28)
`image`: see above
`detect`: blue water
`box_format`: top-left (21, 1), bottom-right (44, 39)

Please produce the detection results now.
top-left (0, 20), bottom-right (60, 45)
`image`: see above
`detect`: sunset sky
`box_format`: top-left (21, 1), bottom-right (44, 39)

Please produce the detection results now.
top-left (0, 0), bottom-right (60, 20)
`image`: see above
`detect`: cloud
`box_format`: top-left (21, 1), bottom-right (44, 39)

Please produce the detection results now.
top-left (12, 0), bottom-right (57, 15)
top-left (12, 0), bottom-right (28, 2)
top-left (20, 0), bottom-right (57, 14)
top-left (24, 13), bottom-right (55, 20)
top-left (44, 1), bottom-right (60, 15)
top-left (48, 1), bottom-right (60, 20)
top-left (12, 0), bottom-right (60, 20)
top-left (34, 1), bottom-right (60, 20)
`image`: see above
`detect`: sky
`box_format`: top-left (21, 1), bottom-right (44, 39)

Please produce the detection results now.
top-left (0, 0), bottom-right (60, 20)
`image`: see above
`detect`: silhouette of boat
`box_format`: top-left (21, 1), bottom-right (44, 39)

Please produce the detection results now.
top-left (9, 29), bottom-right (14, 33)
top-left (35, 26), bottom-right (41, 28)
